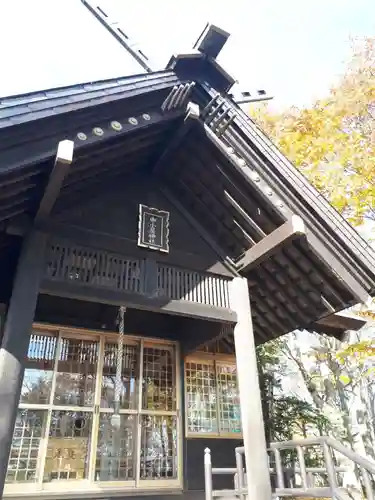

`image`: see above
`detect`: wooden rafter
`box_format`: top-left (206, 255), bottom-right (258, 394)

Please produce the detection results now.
top-left (35, 140), bottom-right (74, 221)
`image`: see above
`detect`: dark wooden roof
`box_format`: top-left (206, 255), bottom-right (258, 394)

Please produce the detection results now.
top-left (0, 62), bottom-right (374, 344)
top-left (0, 71), bottom-right (182, 236)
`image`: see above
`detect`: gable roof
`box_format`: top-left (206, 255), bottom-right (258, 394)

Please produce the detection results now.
top-left (0, 70), bottom-right (182, 221)
top-left (0, 62), bottom-right (374, 344)
top-left (0, 71), bottom-right (179, 128)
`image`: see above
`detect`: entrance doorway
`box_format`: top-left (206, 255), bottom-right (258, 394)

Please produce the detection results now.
top-left (5, 325), bottom-right (181, 496)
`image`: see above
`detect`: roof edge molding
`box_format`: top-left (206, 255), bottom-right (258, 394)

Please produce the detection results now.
top-left (197, 85), bottom-right (375, 299)
top-left (0, 71), bottom-right (180, 128)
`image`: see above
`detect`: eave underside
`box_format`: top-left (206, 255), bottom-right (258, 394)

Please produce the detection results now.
top-left (156, 125), bottom-right (372, 343)
top-left (0, 78), bottom-right (374, 345)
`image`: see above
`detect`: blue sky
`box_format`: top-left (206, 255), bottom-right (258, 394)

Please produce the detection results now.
top-left (1, 0), bottom-right (375, 109)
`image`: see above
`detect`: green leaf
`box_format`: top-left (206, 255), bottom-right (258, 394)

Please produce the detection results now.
top-left (339, 374), bottom-right (351, 385)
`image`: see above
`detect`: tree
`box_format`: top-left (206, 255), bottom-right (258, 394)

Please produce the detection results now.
top-left (284, 331), bottom-right (373, 443)
top-left (257, 338), bottom-right (332, 480)
top-left (256, 340), bottom-right (331, 445)
top-left (250, 37), bottom-right (375, 226)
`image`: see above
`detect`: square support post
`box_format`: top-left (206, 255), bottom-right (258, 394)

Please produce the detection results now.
top-left (229, 276), bottom-right (272, 500)
top-left (0, 231), bottom-right (48, 497)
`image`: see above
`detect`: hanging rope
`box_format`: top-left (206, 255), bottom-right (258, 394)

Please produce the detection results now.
top-left (112, 305), bottom-right (126, 428)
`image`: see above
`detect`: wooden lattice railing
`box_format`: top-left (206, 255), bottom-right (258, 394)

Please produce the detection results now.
top-left (45, 239), bottom-right (145, 294)
top-left (44, 238), bottom-right (231, 309)
top-left (157, 263), bottom-right (230, 308)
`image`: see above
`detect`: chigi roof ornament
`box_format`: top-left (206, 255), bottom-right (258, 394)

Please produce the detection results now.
top-left (80, 0), bottom-right (273, 105)
top-left (193, 23), bottom-right (231, 59)
top-left (81, 0), bottom-right (154, 72)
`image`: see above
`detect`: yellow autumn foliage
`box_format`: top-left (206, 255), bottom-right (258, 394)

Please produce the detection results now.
top-left (250, 37), bottom-right (375, 226)
top-left (250, 37), bottom-right (375, 344)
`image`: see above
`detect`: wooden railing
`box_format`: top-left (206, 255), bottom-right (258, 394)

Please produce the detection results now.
top-left (204, 437), bottom-right (375, 500)
top-left (157, 263), bottom-right (230, 308)
top-left (45, 239), bottom-right (145, 294)
top-left (44, 239), bottom-right (231, 310)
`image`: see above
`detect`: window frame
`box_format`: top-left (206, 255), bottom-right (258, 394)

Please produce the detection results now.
top-left (184, 353), bottom-right (242, 439)
top-left (5, 322), bottom-right (183, 497)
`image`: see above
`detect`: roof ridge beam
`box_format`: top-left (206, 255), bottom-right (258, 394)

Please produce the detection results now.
top-left (237, 216), bottom-right (306, 273)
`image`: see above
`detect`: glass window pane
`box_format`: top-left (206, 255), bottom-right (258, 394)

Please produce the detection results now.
top-left (54, 338), bottom-right (98, 406)
top-left (95, 414), bottom-right (135, 481)
top-left (217, 365), bottom-right (241, 434)
top-left (142, 346), bottom-right (175, 411)
top-left (6, 409), bottom-right (48, 484)
top-left (21, 333), bottom-right (57, 404)
top-left (8, 333), bottom-right (181, 489)
top-left (44, 410), bottom-right (93, 482)
top-left (101, 342), bottom-right (139, 410)
top-left (140, 415), bottom-right (177, 480)
top-left (185, 361), bottom-right (218, 433)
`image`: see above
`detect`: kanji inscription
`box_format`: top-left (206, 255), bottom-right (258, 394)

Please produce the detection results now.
top-left (138, 204), bottom-right (170, 253)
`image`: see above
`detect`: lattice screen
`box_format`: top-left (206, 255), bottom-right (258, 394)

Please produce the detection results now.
top-left (185, 359), bottom-right (241, 436)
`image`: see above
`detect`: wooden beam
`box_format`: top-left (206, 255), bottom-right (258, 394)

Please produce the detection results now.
top-left (310, 312), bottom-right (366, 340)
top-left (315, 312), bottom-right (366, 332)
top-left (160, 186), bottom-right (239, 276)
top-left (35, 140), bottom-right (74, 221)
top-left (153, 101), bottom-right (200, 175)
top-left (203, 120), bottom-right (374, 304)
top-left (5, 218), bottom-right (236, 277)
top-left (304, 232), bottom-right (372, 306)
top-left (181, 321), bottom-right (229, 355)
top-left (237, 215), bottom-right (306, 272)
top-left (40, 279), bottom-right (237, 324)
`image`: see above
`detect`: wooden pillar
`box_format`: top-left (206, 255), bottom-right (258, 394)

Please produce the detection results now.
top-left (0, 304), bottom-right (7, 347)
top-left (229, 276), bottom-right (272, 500)
top-left (0, 231), bottom-right (48, 497)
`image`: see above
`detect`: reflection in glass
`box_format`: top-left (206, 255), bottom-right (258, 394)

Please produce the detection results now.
top-left (140, 415), bottom-right (177, 480)
top-left (185, 362), bottom-right (218, 433)
top-left (142, 347), bottom-right (175, 411)
top-left (95, 414), bottom-right (135, 481)
top-left (101, 342), bottom-right (138, 410)
top-left (7, 333), bottom-right (180, 488)
top-left (217, 365), bottom-right (241, 433)
top-left (54, 338), bottom-right (98, 407)
top-left (21, 334), bottom-right (57, 405)
top-left (44, 411), bottom-right (92, 481)
top-left (6, 409), bottom-right (47, 483)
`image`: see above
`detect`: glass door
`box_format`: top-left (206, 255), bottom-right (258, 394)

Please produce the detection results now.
top-left (5, 327), bottom-right (181, 495)
top-left (42, 332), bottom-right (99, 491)
top-left (139, 342), bottom-right (179, 487)
top-left (94, 336), bottom-right (139, 486)
top-left (7, 331), bottom-right (58, 487)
